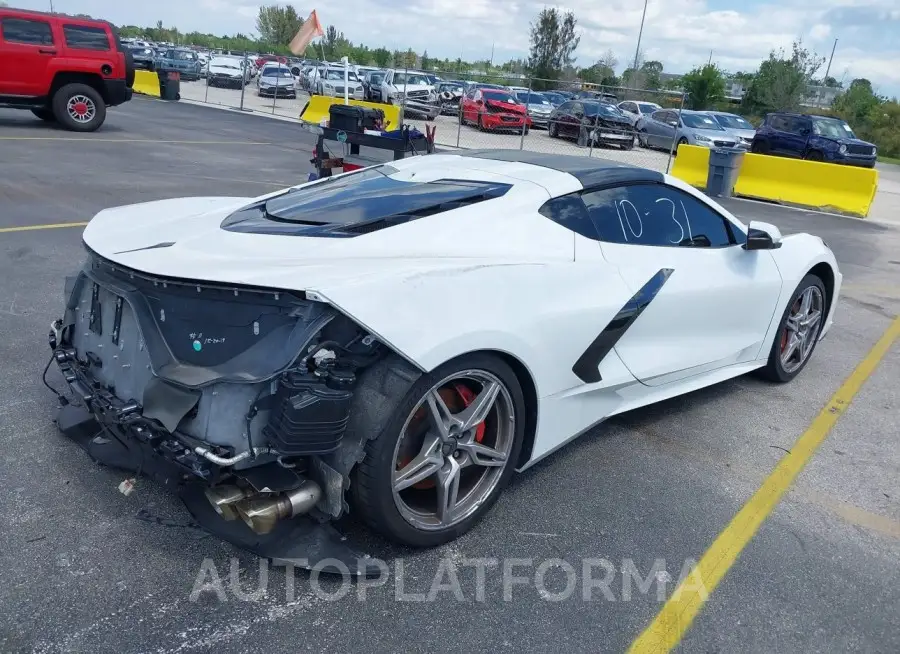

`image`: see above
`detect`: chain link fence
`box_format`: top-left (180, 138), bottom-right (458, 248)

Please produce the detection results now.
top-left (177, 58), bottom-right (688, 173)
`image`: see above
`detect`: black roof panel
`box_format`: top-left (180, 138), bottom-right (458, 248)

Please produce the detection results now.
top-left (458, 149), bottom-right (664, 189)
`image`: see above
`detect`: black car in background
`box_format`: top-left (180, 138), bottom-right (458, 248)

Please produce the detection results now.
top-left (548, 100), bottom-right (635, 149)
top-left (751, 112), bottom-right (877, 168)
top-left (361, 70), bottom-right (386, 101)
top-left (436, 81), bottom-right (465, 115)
top-left (128, 45), bottom-right (155, 70)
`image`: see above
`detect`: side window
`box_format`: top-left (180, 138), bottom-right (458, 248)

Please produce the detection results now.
top-left (557, 101), bottom-right (570, 113)
top-left (572, 102), bottom-right (583, 115)
top-left (1, 17), bottom-right (54, 45)
top-left (63, 25), bottom-right (110, 50)
top-left (791, 117), bottom-right (810, 134)
top-left (538, 195), bottom-right (598, 240)
top-left (580, 184), bottom-right (736, 248)
top-left (651, 110), bottom-right (667, 123)
top-left (768, 115), bottom-right (789, 131)
top-left (624, 102), bottom-right (637, 113)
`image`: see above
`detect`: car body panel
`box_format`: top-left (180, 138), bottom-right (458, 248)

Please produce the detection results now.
top-left (79, 154), bottom-right (840, 467)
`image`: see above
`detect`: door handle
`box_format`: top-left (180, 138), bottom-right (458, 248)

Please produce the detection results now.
top-left (39, 48), bottom-right (56, 54)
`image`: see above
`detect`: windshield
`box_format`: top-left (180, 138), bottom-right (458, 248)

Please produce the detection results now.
top-left (263, 67), bottom-right (293, 78)
top-left (483, 91), bottom-right (518, 104)
top-left (393, 72), bottom-right (430, 85)
top-left (682, 113), bottom-right (724, 130)
top-left (812, 117), bottom-right (856, 139)
top-left (210, 60), bottom-right (239, 70)
top-left (584, 102), bottom-right (622, 117)
top-left (714, 114), bottom-right (753, 130)
top-left (323, 69), bottom-right (359, 81)
top-left (516, 92), bottom-right (550, 105)
top-left (638, 103), bottom-right (660, 114)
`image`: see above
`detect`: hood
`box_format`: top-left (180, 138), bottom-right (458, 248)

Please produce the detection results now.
top-left (209, 64), bottom-right (243, 76)
top-left (593, 113), bottom-right (631, 126)
top-left (485, 99), bottom-right (525, 114)
top-left (527, 103), bottom-right (552, 113)
top-left (395, 83), bottom-right (432, 93)
top-left (80, 192), bottom-right (572, 295)
top-left (260, 74), bottom-right (294, 85)
top-left (721, 127), bottom-right (755, 141)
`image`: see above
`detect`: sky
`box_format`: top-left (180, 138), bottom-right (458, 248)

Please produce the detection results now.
top-left (11, 0), bottom-right (900, 97)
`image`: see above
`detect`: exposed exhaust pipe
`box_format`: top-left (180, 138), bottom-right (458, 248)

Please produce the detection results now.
top-left (205, 480), bottom-right (323, 535)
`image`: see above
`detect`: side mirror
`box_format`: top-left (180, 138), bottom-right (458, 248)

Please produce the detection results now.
top-left (743, 220), bottom-right (783, 250)
top-left (667, 120), bottom-right (679, 127)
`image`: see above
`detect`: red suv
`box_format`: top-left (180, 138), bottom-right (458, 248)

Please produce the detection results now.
top-left (0, 8), bottom-right (133, 131)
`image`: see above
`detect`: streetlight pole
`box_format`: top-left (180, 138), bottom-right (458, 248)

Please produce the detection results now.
top-left (824, 38), bottom-right (838, 81)
top-left (632, 0), bottom-right (649, 72)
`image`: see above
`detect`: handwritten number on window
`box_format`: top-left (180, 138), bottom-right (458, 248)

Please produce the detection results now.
top-left (614, 200), bottom-right (643, 241)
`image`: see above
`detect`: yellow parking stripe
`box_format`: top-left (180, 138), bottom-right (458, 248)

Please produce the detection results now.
top-left (628, 314), bottom-right (900, 654)
top-left (0, 222), bottom-right (89, 233)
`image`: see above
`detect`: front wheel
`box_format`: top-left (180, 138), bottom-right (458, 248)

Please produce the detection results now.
top-left (352, 353), bottom-right (526, 547)
top-left (548, 120), bottom-right (558, 138)
top-left (758, 274), bottom-right (827, 383)
top-left (52, 83), bottom-right (106, 132)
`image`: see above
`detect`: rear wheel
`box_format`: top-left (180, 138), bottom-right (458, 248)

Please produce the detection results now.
top-left (52, 83), bottom-right (106, 132)
top-left (804, 150), bottom-right (824, 162)
top-left (352, 353), bottom-right (525, 547)
top-left (751, 139), bottom-right (768, 154)
top-left (31, 108), bottom-right (55, 122)
top-left (758, 274), bottom-right (827, 383)
top-left (548, 120), bottom-right (558, 138)
top-left (477, 114), bottom-right (485, 131)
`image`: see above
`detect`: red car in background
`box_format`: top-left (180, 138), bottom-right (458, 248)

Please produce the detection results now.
top-left (460, 87), bottom-right (531, 133)
top-left (255, 54), bottom-right (287, 68)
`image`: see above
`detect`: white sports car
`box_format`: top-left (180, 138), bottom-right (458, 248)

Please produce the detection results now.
top-left (49, 150), bottom-right (841, 573)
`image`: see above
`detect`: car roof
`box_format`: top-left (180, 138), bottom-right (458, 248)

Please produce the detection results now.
top-left (458, 149), bottom-right (662, 188)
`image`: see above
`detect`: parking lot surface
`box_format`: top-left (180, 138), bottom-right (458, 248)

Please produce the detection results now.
top-left (0, 99), bottom-right (898, 654)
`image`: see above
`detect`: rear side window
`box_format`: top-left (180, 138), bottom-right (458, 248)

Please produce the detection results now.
top-left (539, 195), bottom-right (597, 239)
top-left (1, 18), bottom-right (54, 45)
top-left (63, 24), bottom-right (110, 50)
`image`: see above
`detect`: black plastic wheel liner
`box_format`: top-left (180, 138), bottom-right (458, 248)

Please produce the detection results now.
top-left (55, 404), bottom-right (383, 577)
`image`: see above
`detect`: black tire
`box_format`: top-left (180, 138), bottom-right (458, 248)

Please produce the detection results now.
top-left (52, 83), bottom-right (106, 132)
top-left (477, 114), bottom-right (485, 131)
top-left (623, 135), bottom-right (635, 150)
top-left (352, 352), bottom-right (527, 547)
top-left (638, 128), bottom-right (649, 148)
top-left (425, 115), bottom-right (435, 122)
top-left (758, 274), bottom-right (827, 383)
top-left (548, 120), bottom-right (558, 138)
top-left (804, 150), bottom-right (824, 162)
top-left (123, 48), bottom-right (135, 89)
top-left (750, 139), bottom-right (768, 154)
top-left (31, 108), bottom-right (55, 122)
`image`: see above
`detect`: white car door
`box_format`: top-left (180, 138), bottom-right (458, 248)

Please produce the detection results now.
top-left (578, 182), bottom-right (783, 386)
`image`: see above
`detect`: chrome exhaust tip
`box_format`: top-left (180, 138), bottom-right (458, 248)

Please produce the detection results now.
top-left (203, 485), bottom-right (252, 521)
top-left (234, 480), bottom-right (322, 535)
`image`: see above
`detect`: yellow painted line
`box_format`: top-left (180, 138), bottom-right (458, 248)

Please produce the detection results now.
top-left (0, 221), bottom-right (89, 233)
top-left (628, 314), bottom-right (900, 654)
top-left (0, 137), bottom-right (272, 144)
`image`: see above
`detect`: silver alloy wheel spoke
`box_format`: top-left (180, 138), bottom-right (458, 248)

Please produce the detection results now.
top-left (781, 285), bottom-right (824, 373)
top-left (435, 456), bottom-right (461, 525)
top-left (457, 380), bottom-right (500, 431)
top-left (425, 390), bottom-right (458, 437)
top-left (457, 439), bottom-right (507, 467)
top-left (393, 435), bottom-right (442, 492)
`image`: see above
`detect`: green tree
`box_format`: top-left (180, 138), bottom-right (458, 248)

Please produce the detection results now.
top-left (371, 47), bottom-right (391, 68)
top-left (255, 4), bottom-right (302, 47)
top-left (744, 41), bottom-right (824, 112)
top-left (421, 50), bottom-right (430, 71)
top-left (681, 64), bottom-right (726, 109)
top-left (580, 49), bottom-right (618, 86)
top-left (832, 79), bottom-right (883, 127)
top-left (527, 8), bottom-right (580, 89)
top-left (641, 60), bottom-right (663, 89)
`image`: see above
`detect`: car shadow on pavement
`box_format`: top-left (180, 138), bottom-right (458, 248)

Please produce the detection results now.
top-left (0, 114), bottom-right (127, 133)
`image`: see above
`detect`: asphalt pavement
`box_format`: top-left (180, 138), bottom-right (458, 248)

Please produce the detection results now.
top-left (0, 98), bottom-right (897, 654)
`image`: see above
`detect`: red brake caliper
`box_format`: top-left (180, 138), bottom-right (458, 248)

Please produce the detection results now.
top-left (453, 383), bottom-right (486, 443)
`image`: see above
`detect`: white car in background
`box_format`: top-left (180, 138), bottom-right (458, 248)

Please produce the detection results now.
top-left (207, 57), bottom-right (249, 88)
top-left (617, 100), bottom-right (662, 127)
top-left (315, 67), bottom-right (364, 100)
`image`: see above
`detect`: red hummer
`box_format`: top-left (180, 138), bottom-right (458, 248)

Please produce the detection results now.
top-left (0, 8), bottom-right (134, 132)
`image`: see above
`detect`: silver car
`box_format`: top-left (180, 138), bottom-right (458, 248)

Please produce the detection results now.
top-left (316, 68), bottom-right (364, 101)
top-left (514, 91), bottom-right (553, 128)
top-left (617, 100), bottom-right (661, 127)
top-left (256, 65), bottom-right (296, 98)
top-left (707, 111), bottom-right (756, 148)
top-left (637, 109), bottom-right (741, 150)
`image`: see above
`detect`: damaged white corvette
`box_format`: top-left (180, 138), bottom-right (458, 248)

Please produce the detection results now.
top-left (49, 150), bottom-right (841, 573)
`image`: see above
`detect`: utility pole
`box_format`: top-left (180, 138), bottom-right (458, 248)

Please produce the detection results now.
top-left (824, 38), bottom-right (838, 82)
top-left (490, 42), bottom-right (494, 68)
top-left (707, 50), bottom-right (713, 66)
top-left (49, 0), bottom-right (55, 12)
top-left (632, 0), bottom-right (648, 73)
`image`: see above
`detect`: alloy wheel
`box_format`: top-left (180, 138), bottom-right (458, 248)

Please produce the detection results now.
top-left (67, 95), bottom-right (96, 124)
top-left (391, 370), bottom-right (515, 531)
top-left (780, 286), bottom-right (824, 374)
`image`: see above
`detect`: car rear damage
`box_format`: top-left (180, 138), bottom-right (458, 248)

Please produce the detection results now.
top-left (49, 248), bottom-right (397, 575)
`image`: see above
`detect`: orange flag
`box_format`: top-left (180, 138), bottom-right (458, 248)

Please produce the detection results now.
top-left (289, 10), bottom-right (324, 55)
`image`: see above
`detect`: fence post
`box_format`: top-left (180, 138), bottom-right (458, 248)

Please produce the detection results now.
top-left (204, 69), bottom-right (210, 103)
top-left (456, 90), bottom-right (463, 148)
top-left (518, 77), bottom-right (531, 150)
top-left (272, 69), bottom-right (278, 114)
top-left (238, 51), bottom-right (247, 112)
top-left (666, 91), bottom-right (687, 173)
top-left (400, 65), bottom-right (408, 128)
